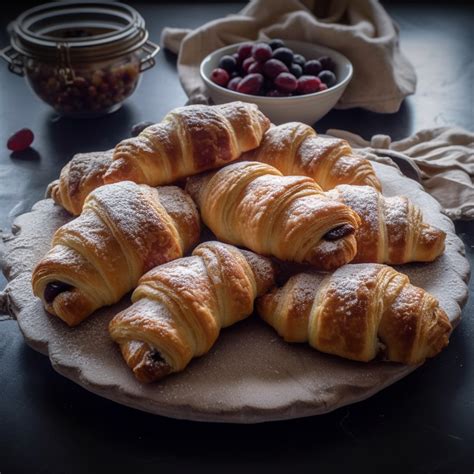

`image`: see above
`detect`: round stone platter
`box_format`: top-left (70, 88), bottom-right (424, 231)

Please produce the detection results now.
top-left (0, 162), bottom-right (470, 423)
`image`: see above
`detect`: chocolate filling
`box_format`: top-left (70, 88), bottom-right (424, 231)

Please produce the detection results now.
top-left (44, 281), bottom-right (73, 304)
top-left (150, 350), bottom-right (167, 364)
top-left (146, 350), bottom-right (173, 380)
top-left (323, 224), bottom-right (355, 241)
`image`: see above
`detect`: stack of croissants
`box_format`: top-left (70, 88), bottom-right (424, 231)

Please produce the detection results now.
top-left (31, 101), bottom-right (451, 383)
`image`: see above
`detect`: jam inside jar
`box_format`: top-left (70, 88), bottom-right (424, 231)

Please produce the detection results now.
top-left (1, 1), bottom-right (159, 117)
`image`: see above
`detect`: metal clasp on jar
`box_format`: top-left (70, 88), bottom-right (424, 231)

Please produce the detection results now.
top-left (139, 39), bottom-right (160, 72)
top-left (0, 45), bottom-right (25, 76)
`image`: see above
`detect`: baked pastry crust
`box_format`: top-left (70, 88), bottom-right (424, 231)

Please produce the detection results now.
top-left (109, 241), bottom-right (277, 383)
top-left (32, 181), bottom-right (201, 326)
top-left (186, 161), bottom-right (361, 270)
top-left (104, 101), bottom-right (271, 186)
top-left (243, 122), bottom-right (381, 191)
top-left (257, 265), bottom-right (452, 364)
top-left (47, 150), bottom-right (113, 216)
top-left (326, 185), bottom-right (446, 263)
top-left (45, 102), bottom-right (270, 216)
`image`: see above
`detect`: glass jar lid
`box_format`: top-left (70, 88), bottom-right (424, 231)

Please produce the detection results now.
top-left (9, 1), bottom-right (149, 63)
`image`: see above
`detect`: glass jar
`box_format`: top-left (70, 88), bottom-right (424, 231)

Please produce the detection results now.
top-left (1, 1), bottom-right (159, 117)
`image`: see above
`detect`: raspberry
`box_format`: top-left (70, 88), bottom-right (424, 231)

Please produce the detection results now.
top-left (252, 43), bottom-right (273, 62)
top-left (210, 68), bottom-right (230, 87)
top-left (7, 128), bottom-right (34, 152)
top-left (237, 43), bottom-right (253, 61)
top-left (236, 73), bottom-right (264, 95)
top-left (274, 72), bottom-right (298, 92)
top-left (263, 59), bottom-right (288, 79)
top-left (296, 75), bottom-right (321, 94)
top-left (248, 61), bottom-right (265, 75)
top-left (242, 57), bottom-right (256, 73)
top-left (227, 76), bottom-right (242, 91)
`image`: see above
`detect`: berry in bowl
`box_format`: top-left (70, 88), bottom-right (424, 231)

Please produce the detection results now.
top-left (200, 39), bottom-right (352, 125)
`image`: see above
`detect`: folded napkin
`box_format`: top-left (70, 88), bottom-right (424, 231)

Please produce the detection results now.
top-left (161, 0), bottom-right (416, 112)
top-left (327, 127), bottom-right (474, 220)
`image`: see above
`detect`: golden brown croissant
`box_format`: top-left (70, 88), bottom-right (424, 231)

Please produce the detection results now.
top-left (109, 241), bottom-right (277, 383)
top-left (326, 185), bottom-right (446, 263)
top-left (243, 122), bottom-right (381, 191)
top-left (257, 265), bottom-right (452, 364)
top-left (32, 181), bottom-right (200, 326)
top-left (186, 161), bottom-right (361, 270)
top-left (104, 101), bottom-right (270, 186)
top-left (47, 150), bottom-right (113, 215)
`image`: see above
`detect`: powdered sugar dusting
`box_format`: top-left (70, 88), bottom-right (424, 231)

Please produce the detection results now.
top-left (238, 248), bottom-right (276, 295)
top-left (113, 102), bottom-right (269, 186)
top-left (81, 182), bottom-right (197, 271)
top-left (248, 123), bottom-right (379, 190)
top-left (331, 185), bottom-right (380, 235)
top-left (384, 196), bottom-right (408, 244)
top-left (49, 150), bottom-right (114, 214)
top-left (157, 186), bottom-right (201, 250)
top-left (289, 272), bottom-right (325, 312)
top-left (329, 264), bottom-right (382, 315)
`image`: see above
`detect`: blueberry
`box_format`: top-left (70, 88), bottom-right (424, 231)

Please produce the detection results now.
top-left (293, 54), bottom-right (306, 67)
top-left (218, 55), bottom-right (237, 73)
top-left (272, 47), bottom-right (294, 67)
top-left (289, 63), bottom-right (303, 78)
top-left (318, 56), bottom-right (336, 72)
top-left (268, 38), bottom-right (285, 50)
top-left (318, 70), bottom-right (337, 87)
top-left (304, 59), bottom-right (322, 76)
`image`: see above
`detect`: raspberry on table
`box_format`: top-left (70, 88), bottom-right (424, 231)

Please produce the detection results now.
top-left (7, 128), bottom-right (34, 152)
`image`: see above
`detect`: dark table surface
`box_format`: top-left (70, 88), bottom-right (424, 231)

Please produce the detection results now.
top-left (0, 2), bottom-right (473, 473)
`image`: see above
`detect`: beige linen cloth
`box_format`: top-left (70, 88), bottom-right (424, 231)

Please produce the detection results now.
top-left (327, 127), bottom-right (474, 220)
top-left (161, 0), bottom-right (416, 112)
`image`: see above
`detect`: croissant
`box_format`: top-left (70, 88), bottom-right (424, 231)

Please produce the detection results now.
top-left (186, 161), bottom-right (361, 271)
top-left (257, 265), bottom-right (452, 364)
top-left (103, 101), bottom-right (270, 186)
top-left (109, 241), bottom-right (277, 383)
top-left (46, 150), bottom-right (113, 215)
top-left (242, 122), bottom-right (381, 191)
top-left (32, 181), bottom-right (201, 326)
top-left (326, 185), bottom-right (446, 263)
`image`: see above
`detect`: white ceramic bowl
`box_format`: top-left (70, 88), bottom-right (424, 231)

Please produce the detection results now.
top-left (200, 40), bottom-right (353, 125)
